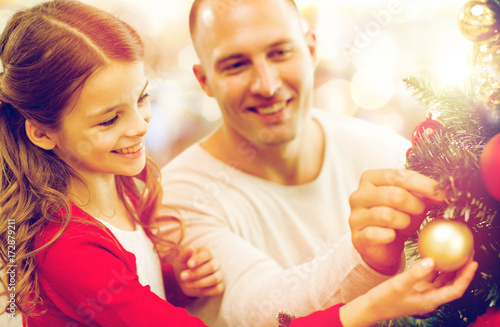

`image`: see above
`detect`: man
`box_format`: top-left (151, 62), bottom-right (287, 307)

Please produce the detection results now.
top-left (157, 0), bottom-right (441, 326)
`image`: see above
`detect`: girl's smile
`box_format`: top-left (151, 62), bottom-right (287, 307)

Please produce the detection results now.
top-left (112, 142), bottom-right (145, 159)
top-left (113, 142), bottom-right (144, 154)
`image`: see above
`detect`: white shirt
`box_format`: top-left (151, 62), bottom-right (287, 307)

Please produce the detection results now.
top-left (95, 218), bottom-right (166, 301)
top-left (160, 109), bottom-right (411, 326)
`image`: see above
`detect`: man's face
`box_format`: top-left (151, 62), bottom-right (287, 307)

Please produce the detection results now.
top-left (193, 0), bottom-right (317, 148)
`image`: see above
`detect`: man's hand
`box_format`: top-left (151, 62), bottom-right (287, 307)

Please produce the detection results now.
top-left (349, 169), bottom-right (444, 275)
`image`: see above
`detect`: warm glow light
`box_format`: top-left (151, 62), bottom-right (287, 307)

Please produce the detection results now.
top-left (471, 4), bottom-right (485, 16)
top-left (350, 70), bottom-right (394, 110)
top-left (381, 111), bottom-right (404, 133)
top-left (315, 79), bottom-right (358, 116)
top-left (178, 46), bottom-right (198, 72)
top-left (315, 6), bottom-right (342, 60)
top-left (351, 33), bottom-right (399, 72)
top-left (295, 0), bottom-right (318, 9)
top-left (434, 54), bottom-right (471, 87)
top-left (200, 97), bottom-right (222, 122)
top-left (0, 0), bottom-right (476, 167)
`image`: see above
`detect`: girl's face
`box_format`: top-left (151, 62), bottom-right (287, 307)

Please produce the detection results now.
top-left (49, 61), bottom-right (151, 182)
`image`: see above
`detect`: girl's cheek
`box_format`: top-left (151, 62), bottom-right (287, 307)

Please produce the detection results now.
top-left (76, 140), bottom-right (96, 157)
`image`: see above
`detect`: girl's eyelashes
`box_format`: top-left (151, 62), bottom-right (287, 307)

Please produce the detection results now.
top-left (99, 115), bottom-right (118, 127)
top-left (96, 92), bottom-right (148, 127)
top-left (138, 92), bottom-right (150, 105)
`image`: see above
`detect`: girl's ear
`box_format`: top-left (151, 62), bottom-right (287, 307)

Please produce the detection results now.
top-left (25, 120), bottom-right (57, 150)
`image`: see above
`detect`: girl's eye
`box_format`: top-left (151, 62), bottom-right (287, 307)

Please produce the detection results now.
top-left (138, 93), bottom-right (150, 105)
top-left (99, 115), bottom-right (118, 127)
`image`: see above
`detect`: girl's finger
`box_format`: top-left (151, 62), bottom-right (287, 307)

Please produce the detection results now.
top-left (188, 270), bottom-right (224, 289)
top-left (184, 259), bottom-right (221, 280)
top-left (395, 258), bottom-right (435, 291)
top-left (188, 247), bottom-right (213, 269)
top-left (177, 247), bottom-right (194, 265)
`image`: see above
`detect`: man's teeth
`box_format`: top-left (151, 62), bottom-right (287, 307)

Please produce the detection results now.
top-left (255, 101), bottom-right (286, 115)
top-left (115, 143), bottom-right (142, 154)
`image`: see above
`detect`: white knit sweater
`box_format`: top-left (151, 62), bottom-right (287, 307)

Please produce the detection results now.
top-left (159, 109), bottom-right (411, 327)
top-left (95, 218), bottom-right (166, 301)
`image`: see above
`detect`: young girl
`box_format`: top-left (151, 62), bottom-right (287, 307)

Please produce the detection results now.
top-left (0, 1), bottom-right (222, 326)
top-left (0, 1), bottom-right (477, 326)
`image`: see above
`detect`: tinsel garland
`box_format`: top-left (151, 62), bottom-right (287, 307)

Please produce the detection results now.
top-left (377, 77), bottom-right (500, 327)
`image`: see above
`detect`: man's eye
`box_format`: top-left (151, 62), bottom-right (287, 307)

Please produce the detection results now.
top-left (138, 93), bottom-right (150, 105)
top-left (99, 115), bottom-right (118, 127)
top-left (223, 61), bottom-right (247, 73)
top-left (270, 48), bottom-right (292, 59)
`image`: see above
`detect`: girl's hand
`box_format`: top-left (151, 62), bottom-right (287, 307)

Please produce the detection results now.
top-left (173, 246), bottom-right (225, 298)
top-left (340, 257), bottom-right (478, 327)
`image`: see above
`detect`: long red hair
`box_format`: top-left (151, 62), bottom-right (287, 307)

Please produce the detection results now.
top-left (0, 0), bottom-right (181, 315)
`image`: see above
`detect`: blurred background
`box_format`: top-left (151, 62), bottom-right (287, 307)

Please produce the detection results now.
top-left (0, 0), bottom-right (473, 168)
top-left (0, 0), bottom-right (475, 325)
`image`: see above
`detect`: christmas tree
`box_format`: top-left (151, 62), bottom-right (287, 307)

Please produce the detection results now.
top-left (379, 0), bottom-right (500, 326)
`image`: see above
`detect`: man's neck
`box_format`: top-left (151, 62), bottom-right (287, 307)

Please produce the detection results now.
top-left (201, 118), bottom-right (325, 185)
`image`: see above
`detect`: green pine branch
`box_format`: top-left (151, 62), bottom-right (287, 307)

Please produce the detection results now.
top-left (403, 76), bottom-right (468, 114)
top-left (377, 77), bottom-right (500, 326)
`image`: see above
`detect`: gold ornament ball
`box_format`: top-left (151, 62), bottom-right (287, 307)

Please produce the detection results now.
top-left (468, 38), bottom-right (500, 110)
top-left (418, 219), bottom-right (474, 272)
top-left (458, 1), bottom-right (499, 42)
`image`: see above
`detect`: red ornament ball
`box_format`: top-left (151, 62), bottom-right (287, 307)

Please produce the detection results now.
top-left (418, 219), bottom-right (474, 272)
top-left (406, 147), bottom-right (413, 158)
top-left (480, 133), bottom-right (500, 201)
top-left (411, 117), bottom-right (444, 147)
top-left (468, 307), bottom-right (500, 327)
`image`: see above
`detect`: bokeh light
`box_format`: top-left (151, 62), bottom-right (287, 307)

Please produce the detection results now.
top-left (0, 0), bottom-right (473, 167)
top-left (350, 70), bottom-right (395, 110)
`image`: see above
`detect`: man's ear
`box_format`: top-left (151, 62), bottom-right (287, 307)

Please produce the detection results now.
top-left (193, 64), bottom-right (214, 97)
top-left (304, 30), bottom-right (317, 65)
top-left (25, 120), bottom-right (57, 150)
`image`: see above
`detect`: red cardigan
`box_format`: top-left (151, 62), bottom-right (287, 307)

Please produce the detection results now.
top-left (24, 203), bottom-right (346, 326)
top-left (288, 304), bottom-right (345, 327)
top-left (24, 203), bottom-right (207, 327)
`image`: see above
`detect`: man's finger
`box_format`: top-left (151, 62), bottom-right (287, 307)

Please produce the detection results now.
top-left (359, 169), bottom-right (444, 202)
